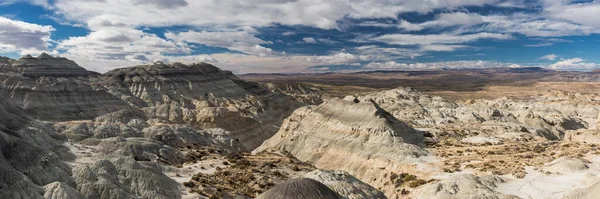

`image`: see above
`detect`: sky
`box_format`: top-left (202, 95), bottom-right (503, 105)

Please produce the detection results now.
top-left (0, 0), bottom-right (599, 73)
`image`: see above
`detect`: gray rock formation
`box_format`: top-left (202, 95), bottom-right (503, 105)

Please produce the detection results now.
top-left (0, 56), bottom-right (14, 66)
top-left (73, 157), bottom-right (181, 199)
top-left (11, 53), bottom-right (91, 77)
top-left (0, 91), bottom-right (76, 199)
top-left (412, 174), bottom-right (519, 199)
top-left (305, 170), bottom-right (387, 199)
top-left (0, 54), bottom-right (133, 121)
top-left (256, 178), bottom-right (341, 199)
top-left (96, 137), bottom-right (187, 165)
top-left (97, 61), bottom-right (308, 150)
top-left (43, 182), bottom-right (85, 199)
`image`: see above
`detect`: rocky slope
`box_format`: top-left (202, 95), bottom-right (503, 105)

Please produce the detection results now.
top-left (0, 54), bottom-right (132, 121)
top-left (255, 96), bottom-right (428, 198)
top-left (0, 55), bottom-right (311, 151)
top-left (0, 92), bottom-right (75, 199)
top-left (357, 87), bottom-right (596, 141)
top-left (0, 54), bottom-right (320, 199)
top-left (96, 61), bottom-right (306, 150)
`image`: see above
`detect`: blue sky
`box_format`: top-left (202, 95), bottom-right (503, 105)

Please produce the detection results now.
top-left (0, 0), bottom-right (599, 73)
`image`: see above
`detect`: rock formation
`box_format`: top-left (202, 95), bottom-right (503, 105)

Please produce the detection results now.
top-left (563, 180), bottom-right (600, 199)
top-left (255, 96), bottom-right (428, 198)
top-left (544, 157), bottom-right (590, 174)
top-left (412, 174), bottom-right (519, 199)
top-left (0, 90), bottom-right (76, 199)
top-left (73, 157), bottom-right (181, 199)
top-left (10, 53), bottom-right (91, 77)
top-left (95, 61), bottom-right (309, 150)
top-left (0, 54), bottom-right (132, 121)
top-left (43, 182), bottom-right (85, 199)
top-left (305, 170), bottom-right (387, 199)
top-left (256, 178), bottom-right (341, 199)
top-left (358, 87), bottom-right (594, 140)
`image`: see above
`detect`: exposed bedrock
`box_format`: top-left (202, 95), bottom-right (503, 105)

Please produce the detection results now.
top-left (73, 157), bottom-right (181, 199)
top-left (0, 54), bottom-right (132, 121)
top-left (0, 91), bottom-right (76, 199)
top-left (412, 174), bottom-right (519, 199)
top-left (305, 169), bottom-right (387, 199)
top-left (256, 178), bottom-right (342, 199)
top-left (360, 87), bottom-right (595, 140)
top-left (256, 97), bottom-right (427, 198)
top-left (98, 61), bottom-right (309, 150)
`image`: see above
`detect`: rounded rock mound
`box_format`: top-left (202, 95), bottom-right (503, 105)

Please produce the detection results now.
top-left (256, 178), bottom-right (341, 199)
top-left (545, 157), bottom-right (590, 174)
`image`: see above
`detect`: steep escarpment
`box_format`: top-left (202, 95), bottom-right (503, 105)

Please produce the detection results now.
top-left (255, 96), bottom-right (427, 198)
top-left (0, 54), bottom-right (132, 121)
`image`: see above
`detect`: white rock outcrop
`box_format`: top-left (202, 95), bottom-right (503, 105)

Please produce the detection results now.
top-left (412, 174), bottom-right (519, 199)
top-left (256, 97), bottom-right (427, 198)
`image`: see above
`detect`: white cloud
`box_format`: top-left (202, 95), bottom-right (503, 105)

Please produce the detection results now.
top-left (539, 54), bottom-right (558, 61)
top-left (0, 17), bottom-right (54, 54)
top-left (282, 31), bottom-right (296, 36)
top-left (365, 12), bottom-right (484, 31)
top-left (51, 0), bottom-right (513, 30)
top-left (303, 37), bottom-right (317, 44)
top-left (398, 20), bottom-right (424, 31)
top-left (477, 14), bottom-right (598, 37)
top-left (165, 29), bottom-right (276, 56)
top-left (524, 42), bottom-right (554, 47)
top-left (419, 44), bottom-right (468, 52)
top-left (300, 37), bottom-right (338, 44)
top-left (434, 12), bottom-right (484, 27)
top-left (305, 52), bottom-right (359, 65)
top-left (544, 1), bottom-right (600, 30)
top-left (1, 0), bottom-right (52, 9)
top-left (131, 0), bottom-right (188, 9)
top-left (360, 10), bottom-right (600, 37)
top-left (353, 45), bottom-right (422, 60)
top-left (371, 32), bottom-right (512, 45)
top-left (365, 60), bottom-right (522, 70)
top-left (547, 58), bottom-right (599, 71)
top-left (57, 26), bottom-right (190, 68)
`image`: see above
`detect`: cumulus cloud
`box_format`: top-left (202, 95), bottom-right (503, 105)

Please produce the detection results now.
top-left (0, 17), bottom-right (54, 54)
top-left (57, 26), bottom-right (189, 63)
top-left (547, 58), bottom-right (599, 71)
top-left (305, 53), bottom-right (359, 65)
top-left (302, 37), bottom-right (317, 44)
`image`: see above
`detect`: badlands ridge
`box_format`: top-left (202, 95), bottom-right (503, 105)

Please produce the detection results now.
top-left (1, 54), bottom-right (600, 199)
